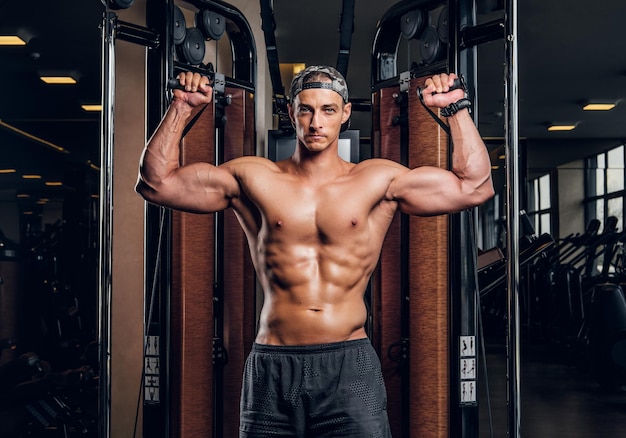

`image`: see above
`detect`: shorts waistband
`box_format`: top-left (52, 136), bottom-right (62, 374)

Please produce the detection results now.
top-left (251, 338), bottom-right (371, 355)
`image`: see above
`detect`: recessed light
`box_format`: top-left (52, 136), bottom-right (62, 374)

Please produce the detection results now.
top-left (40, 76), bottom-right (77, 84)
top-left (45, 181), bottom-right (63, 186)
top-left (81, 104), bottom-right (102, 112)
top-left (0, 169), bottom-right (17, 174)
top-left (22, 174), bottom-right (42, 179)
top-left (583, 103), bottom-right (616, 111)
top-left (548, 124), bottom-right (577, 132)
top-left (0, 36), bottom-right (26, 45)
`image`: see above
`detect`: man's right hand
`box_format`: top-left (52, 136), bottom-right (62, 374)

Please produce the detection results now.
top-left (173, 71), bottom-right (213, 107)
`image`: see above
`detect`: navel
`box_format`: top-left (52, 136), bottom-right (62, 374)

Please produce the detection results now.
top-left (351, 218), bottom-right (358, 227)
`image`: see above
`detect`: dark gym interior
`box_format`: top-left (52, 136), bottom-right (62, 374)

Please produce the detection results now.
top-left (1, 0), bottom-right (626, 436)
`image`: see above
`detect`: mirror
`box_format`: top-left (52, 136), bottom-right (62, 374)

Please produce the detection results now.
top-left (0, 1), bottom-right (103, 435)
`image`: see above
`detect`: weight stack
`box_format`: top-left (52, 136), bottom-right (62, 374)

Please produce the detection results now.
top-left (407, 75), bottom-right (450, 437)
top-left (372, 75), bottom-right (450, 438)
top-left (170, 104), bottom-right (217, 437)
top-left (221, 86), bottom-right (257, 438)
top-left (169, 89), bottom-right (256, 437)
top-left (371, 84), bottom-right (404, 435)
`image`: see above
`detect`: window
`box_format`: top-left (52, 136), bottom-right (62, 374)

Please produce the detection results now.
top-left (527, 173), bottom-right (552, 236)
top-left (585, 144), bottom-right (625, 232)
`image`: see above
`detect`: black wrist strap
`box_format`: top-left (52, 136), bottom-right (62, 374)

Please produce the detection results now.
top-left (416, 82), bottom-right (472, 135)
top-left (441, 98), bottom-right (472, 117)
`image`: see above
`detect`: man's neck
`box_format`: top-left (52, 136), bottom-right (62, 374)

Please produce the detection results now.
top-left (290, 144), bottom-right (347, 180)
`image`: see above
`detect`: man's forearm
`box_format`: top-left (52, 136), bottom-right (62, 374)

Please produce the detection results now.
top-left (138, 99), bottom-right (194, 190)
top-left (447, 110), bottom-right (494, 198)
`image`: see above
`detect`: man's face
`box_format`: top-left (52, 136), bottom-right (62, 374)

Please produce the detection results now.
top-left (289, 85), bottom-right (351, 153)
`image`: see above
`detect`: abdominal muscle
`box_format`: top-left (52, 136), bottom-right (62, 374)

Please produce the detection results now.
top-left (253, 239), bottom-right (374, 346)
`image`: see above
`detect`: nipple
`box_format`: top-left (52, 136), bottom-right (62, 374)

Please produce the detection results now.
top-left (275, 219), bottom-right (283, 228)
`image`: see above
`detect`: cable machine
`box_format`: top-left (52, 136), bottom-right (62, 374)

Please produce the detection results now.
top-left (370, 0), bottom-right (513, 436)
top-left (99, 1), bottom-right (256, 437)
top-left (144, 2), bottom-right (257, 437)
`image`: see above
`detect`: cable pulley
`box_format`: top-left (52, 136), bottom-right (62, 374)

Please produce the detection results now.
top-left (400, 9), bottom-right (425, 40)
top-left (197, 9), bottom-right (226, 41)
top-left (173, 5), bottom-right (187, 45)
top-left (176, 27), bottom-right (206, 66)
top-left (420, 25), bottom-right (443, 65)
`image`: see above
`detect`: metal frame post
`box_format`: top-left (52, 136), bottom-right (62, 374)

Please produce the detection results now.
top-left (98, 10), bottom-right (116, 438)
top-left (504, 0), bottom-right (521, 436)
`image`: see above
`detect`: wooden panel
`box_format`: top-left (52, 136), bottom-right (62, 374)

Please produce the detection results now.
top-left (171, 104), bottom-right (216, 438)
top-left (221, 87), bottom-right (256, 437)
top-left (407, 76), bottom-right (449, 438)
top-left (371, 85), bottom-right (404, 436)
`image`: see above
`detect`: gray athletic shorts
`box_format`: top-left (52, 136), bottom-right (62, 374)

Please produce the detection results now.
top-left (239, 338), bottom-right (392, 437)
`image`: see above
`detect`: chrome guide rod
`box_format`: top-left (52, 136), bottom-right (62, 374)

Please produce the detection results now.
top-left (504, 0), bottom-right (521, 436)
top-left (98, 10), bottom-right (116, 438)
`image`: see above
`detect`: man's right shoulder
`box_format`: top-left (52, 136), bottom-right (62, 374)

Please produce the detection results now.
top-left (223, 155), bottom-right (278, 169)
top-left (221, 156), bottom-right (284, 180)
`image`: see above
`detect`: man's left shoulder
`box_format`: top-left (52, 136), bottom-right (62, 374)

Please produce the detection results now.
top-left (352, 158), bottom-right (407, 175)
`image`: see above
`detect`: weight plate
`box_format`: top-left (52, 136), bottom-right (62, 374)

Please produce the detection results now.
top-left (400, 9), bottom-right (424, 40)
top-left (437, 6), bottom-right (449, 44)
top-left (173, 5), bottom-right (187, 46)
top-left (197, 9), bottom-right (226, 41)
top-left (420, 25), bottom-right (443, 65)
top-left (177, 27), bottom-right (206, 65)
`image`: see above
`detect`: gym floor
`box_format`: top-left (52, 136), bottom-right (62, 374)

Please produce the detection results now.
top-left (479, 340), bottom-right (626, 437)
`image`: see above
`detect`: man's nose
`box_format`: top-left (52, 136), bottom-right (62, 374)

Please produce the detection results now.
top-left (309, 111), bottom-right (321, 129)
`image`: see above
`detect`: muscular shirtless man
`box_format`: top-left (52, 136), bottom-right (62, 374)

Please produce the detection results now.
top-left (136, 65), bottom-right (494, 437)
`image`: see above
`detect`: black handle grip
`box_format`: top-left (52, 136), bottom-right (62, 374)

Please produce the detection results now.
top-left (167, 78), bottom-right (185, 90)
top-left (167, 78), bottom-right (213, 92)
top-left (432, 76), bottom-right (466, 94)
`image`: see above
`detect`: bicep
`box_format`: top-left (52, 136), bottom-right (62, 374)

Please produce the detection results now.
top-left (387, 166), bottom-right (469, 216)
top-left (139, 161), bottom-right (239, 214)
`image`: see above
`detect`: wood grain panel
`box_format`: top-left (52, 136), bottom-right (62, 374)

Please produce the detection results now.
top-left (407, 76), bottom-right (449, 438)
top-left (221, 87), bottom-right (256, 437)
top-left (171, 104), bottom-right (216, 438)
top-left (372, 85), bottom-right (404, 436)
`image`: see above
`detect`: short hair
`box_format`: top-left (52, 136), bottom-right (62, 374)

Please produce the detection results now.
top-left (289, 65), bottom-right (349, 103)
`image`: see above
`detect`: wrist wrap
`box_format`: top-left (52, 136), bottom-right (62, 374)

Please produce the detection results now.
top-left (440, 98), bottom-right (472, 117)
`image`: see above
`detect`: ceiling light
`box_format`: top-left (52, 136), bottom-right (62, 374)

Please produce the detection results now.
top-left (0, 169), bottom-right (17, 174)
top-left (548, 124), bottom-right (577, 132)
top-left (583, 102), bottom-right (616, 111)
top-left (0, 36), bottom-right (27, 45)
top-left (22, 174), bottom-right (42, 179)
top-left (0, 119), bottom-right (68, 153)
top-left (16, 194), bottom-right (30, 198)
top-left (45, 181), bottom-right (63, 186)
top-left (81, 104), bottom-right (102, 112)
top-left (40, 76), bottom-right (77, 84)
